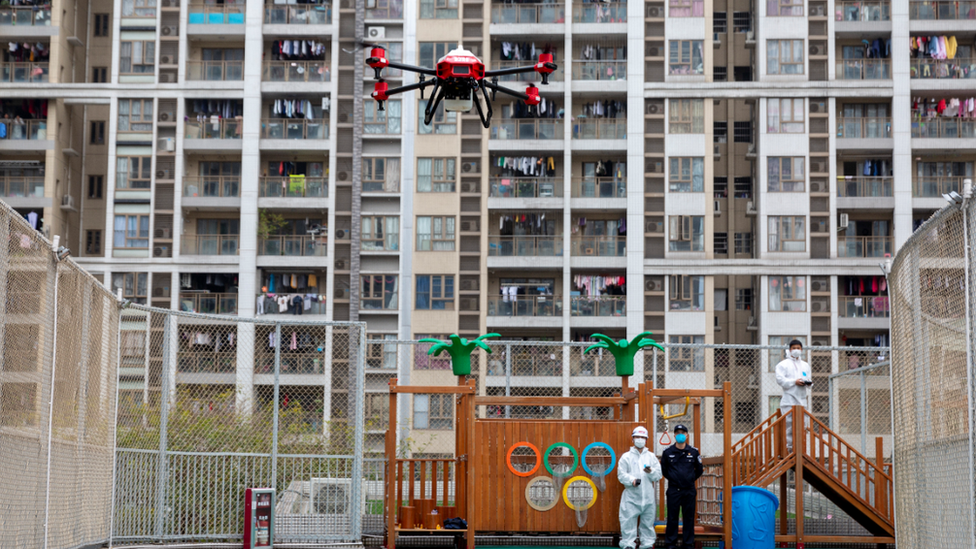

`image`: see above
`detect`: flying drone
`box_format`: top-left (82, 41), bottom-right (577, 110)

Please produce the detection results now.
top-left (365, 42), bottom-right (557, 128)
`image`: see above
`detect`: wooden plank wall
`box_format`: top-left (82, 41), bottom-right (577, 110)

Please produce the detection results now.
top-left (473, 420), bottom-right (644, 533)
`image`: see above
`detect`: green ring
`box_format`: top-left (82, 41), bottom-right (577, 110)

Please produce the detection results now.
top-left (543, 443), bottom-right (579, 477)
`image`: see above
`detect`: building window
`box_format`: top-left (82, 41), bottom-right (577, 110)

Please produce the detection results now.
top-left (734, 66), bottom-right (753, 81)
top-left (669, 158), bottom-right (704, 192)
top-left (362, 216), bottom-right (399, 251)
top-left (669, 215), bottom-right (705, 251)
top-left (112, 273), bottom-right (148, 304)
top-left (122, 0), bottom-right (157, 17)
top-left (120, 41), bottom-right (155, 74)
top-left (733, 121), bottom-right (752, 143)
top-left (113, 215), bottom-right (150, 249)
top-left (714, 177), bottom-right (728, 197)
top-left (88, 175), bottom-right (103, 199)
top-left (361, 275), bottom-right (399, 310)
top-left (669, 99), bottom-right (704, 133)
top-left (734, 232), bottom-right (753, 254)
top-left (116, 157), bottom-right (151, 189)
top-left (415, 334), bottom-right (452, 370)
top-left (669, 0), bottom-right (703, 17)
top-left (363, 157), bottom-right (400, 192)
top-left (768, 336), bottom-right (805, 372)
top-left (669, 335), bottom-right (705, 371)
top-left (769, 276), bottom-right (806, 312)
top-left (413, 394), bottom-right (453, 430)
top-left (420, 0), bottom-right (458, 18)
top-left (90, 121), bottom-right (105, 144)
top-left (735, 288), bottom-right (753, 310)
top-left (364, 100), bottom-right (401, 134)
top-left (714, 232), bottom-right (728, 254)
top-left (768, 98), bottom-right (804, 133)
top-left (732, 11), bottom-right (752, 32)
top-left (418, 158), bottom-right (456, 192)
top-left (94, 13), bottom-right (110, 36)
top-left (670, 275), bottom-right (705, 311)
top-left (417, 216), bottom-right (455, 251)
top-left (419, 42), bottom-right (457, 68)
top-left (714, 66), bottom-right (728, 81)
top-left (85, 230), bottom-right (102, 255)
top-left (418, 98), bottom-right (457, 135)
top-left (768, 216), bottom-right (806, 252)
top-left (767, 0), bottom-right (803, 16)
top-left (733, 177), bottom-right (752, 198)
top-left (713, 11), bottom-right (727, 32)
top-left (714, 121), bottom-right (728, 142)
top-left (669, 41), bottom-right (704, 75)
top-left (92, 67), bottom-right (108, 83)
top-left (416, 275), bottom-right (455, 310)
top-left (768, 157), bottom-right (805, 192)
top-left (767, 40), bottom-right (804, 75)
top-left (118, 99), bottom-right (153, 132)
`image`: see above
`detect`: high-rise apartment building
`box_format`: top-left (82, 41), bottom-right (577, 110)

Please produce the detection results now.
top-left (4, 0), bottom-right (963, 452)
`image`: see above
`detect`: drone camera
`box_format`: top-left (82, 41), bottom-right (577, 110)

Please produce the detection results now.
top-left (444, 89), bottom-right (474, 113)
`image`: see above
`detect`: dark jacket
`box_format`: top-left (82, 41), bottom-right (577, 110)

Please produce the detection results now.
top-left (661, 444), bottom-right (704, 490)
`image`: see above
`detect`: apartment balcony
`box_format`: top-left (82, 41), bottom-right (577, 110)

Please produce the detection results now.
top-left (186, 60), bottom-right (244, 83)
top-left (260, 119), bottom-right (329, 150)
top-left (910, 58), bottom-right (976, 86)
top-left (837, 236), bottom-right (893, 258)
top-left (489, 119), bottom-right (563, 151)
top-left (487, 295), bottom-right (562, 329)
top-left (571, 61), bottom-right (627, 91)
top-left (178, 292), bottom-right (239, 315)
top-left (0, 120), bottom-right (51, 151)
top-left (835, 59), bottom-right (891, 80)
top-left (0, 6), bottom-right (53, 37)
top-left (572, 2), bottom-right (626, 24)
top-left (836, 177), bottom-right (894, 209)
top-left (261, 61), bottom-right (331, 92)
top-left (0, 175), bottom-right (47, 209)
top-left (365, 0), bottom-right (402, 20)
top-left (258, 235), bottom-right (328, 268)
top-left (572, 119), bottom-right (626, 149)
top-left (911, 117), bottom-right (976, 149)
top-left (181, 235), bottom-right (240, 260)
top-left (488, 235), bottom-right (564, 268)
top-left (835, 117), bottom-right (892, 151)
top-left (835, 1), bottom-right (890, 33)
top-left (913, 175), bottom-right (966, 208)
top-left (491, 60), bottom-right (565, 85)
top-left (491, 2), bottom-right (565, 24)
top-left (184, 119), bottom-right (243, 152)
top-left (488, 177), bottom-right (562, 209)
top-left (187, 2), bottom-right (245, 37)
top-left (264, 2), bottom-right (332, 27)
top-left (571, 177), bottom-right (626, 209)
top-left (258, 176), bottom-right (328, 208)
top-left (571, 236), bottom-right (625, 257)
top-left (910, 0), bottom-right (976, 31)
top-left (570, 295), bottom-right (626, 327)
top-left (0, 62), bottom-right (48, 83)
top-left (837, 295), bottom-right (890, 330)
top-left (182, 176), bottom-right (241, 210)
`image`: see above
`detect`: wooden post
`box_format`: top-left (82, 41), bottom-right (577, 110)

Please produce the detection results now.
top-left (794, 406), bottom-right (804, 547)
top-left (387, 379), bottom-right (399, 549)
top-left (722, 382), bottom-right (732, 549)
top-left (621, 375), bottom-right (633, 421)
top-left (455, 375), bottom-right (466, 519)
top-left (466, 379), bottom-right (476, 549)
top-left (875, 437), bottom-right (886, 521)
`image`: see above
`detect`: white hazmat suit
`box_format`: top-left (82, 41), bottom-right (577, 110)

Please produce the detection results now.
top-left (617, 445), bottom-right (663, 549)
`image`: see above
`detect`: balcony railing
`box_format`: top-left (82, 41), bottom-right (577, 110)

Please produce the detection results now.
top-left (187, 3), bottom-right (245, 24)
top-left (488, 235), bottom-right (563, 257)
top-left (572, 61), bottom-right (627, 81)
top-left (490, 119), bottom-right (563, 140)
top-left (572, 177), bottom-right (626, 198)
top-left (178, 352), bottom-right (237, 373)
top-left (178, 292), bottom-right (239, 315)
top-left (186, 60), bottom-right (244, 81)
top-left (1, 119), bottom-right (48, 141)
top-left (492, 60), bottom-right (564, 82)
top-left (837, 0), bottom-right (890, 20)
top-left (836, 117), bottom-right (891, 138)
top-left (489, 177), bottom-right (561, 198)
top-left (912, 118), bottom-right (976, 138)
top-left (573, 119), bottom-right (626, 139)
top-left (572, 2), bottom-right (626, 22)
top-left (491, 2), bottom-right (565, 23)
top-left (183, 176), bottom-right (240, 198)
top-left (185, 119), bottom-right (242, 139)
top-left (0, 63), bottom-right (48, 83)
top-left (365, 0), bottom-right (402, 19)
top-left (837, 236), bottom-right (893, 258)
top-left (911, 58), bottom-right (976, 79)
top-left (836, 59), bottom-right (891, 80)
top-left (259, 176), bottom-right (328, 198)
top-left (262, 61), bottom-right (331, 82)
top-left (182, 234), bottom-right (240, 256)
top-left (259, 235), bottom-right (327, 256)
top-left (264, 3), bottom-right (332, 24)
top-left (839, 295), bottom-right (890, 318)
top-left (570, 295), bottom-right (626, 317)
top-left (837, 177), bottom-right (892, 198)
top-left (910, 0), bottom-right (976, 19)
top-left (260, 119), bottom-right (329, 139)
top-left (0, 176), bottom-right (44, 198)
top-left (913, 176), bottom-right (965, 197)
top-left (0, 6), bottom-right (52, 26)
top-left (487, 295), bottom-right (562, 317)
top-left (256, 350), bottom-right (330, 374)
top-left (571, 236), bottom-right (626, 256)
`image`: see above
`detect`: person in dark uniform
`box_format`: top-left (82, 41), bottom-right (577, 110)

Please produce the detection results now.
top-left (661, 424), bottom-right (703, 549)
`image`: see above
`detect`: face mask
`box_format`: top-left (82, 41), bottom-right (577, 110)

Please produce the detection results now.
top-left (675, 433), bottom-right (687, 444)
top-left (633, 438), bottom-right (646, 449)
top-left (790, 349), bottom-right (802, 359)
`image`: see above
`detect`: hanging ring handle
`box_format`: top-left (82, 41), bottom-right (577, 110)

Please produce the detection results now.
top-left (659, 423), bottom-right (672, 446)
top-left (658, 396), bottom-right (690, 420)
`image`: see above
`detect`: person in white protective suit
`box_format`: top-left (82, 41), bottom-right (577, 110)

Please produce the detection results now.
top-left (617, 426), bottom-right (663, 549)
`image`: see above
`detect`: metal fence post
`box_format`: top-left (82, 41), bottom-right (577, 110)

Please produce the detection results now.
top-left (348, 323), bottom-right (367, 540)
top-left (156, 313), bottom-right (171, 540)
top-left (860, 370), bottom-right (867, 455)
top-left (271, 323), bottom-right (281, 492)
top-left (505, 344), bottom-right (512, 418)
top-left (41, 260), bottom-right (61, 549)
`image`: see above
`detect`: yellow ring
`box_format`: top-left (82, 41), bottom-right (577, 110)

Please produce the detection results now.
top-left (561, 476), bottom-right (598, 511)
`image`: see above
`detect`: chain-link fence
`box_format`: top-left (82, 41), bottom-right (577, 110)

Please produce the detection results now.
top-left (0, 200), bottom-right (120, 549)
top-left (112, 306), bottom-right (369, 544)
top-left (890, 200), bottom-right (976, 549)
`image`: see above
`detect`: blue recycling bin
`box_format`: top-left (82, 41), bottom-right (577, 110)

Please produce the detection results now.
top-left (727, 486), bottom-right (779, 549)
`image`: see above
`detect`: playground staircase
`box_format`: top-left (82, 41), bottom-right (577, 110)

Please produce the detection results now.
top-left (730, 407), bottom-right (894, 538)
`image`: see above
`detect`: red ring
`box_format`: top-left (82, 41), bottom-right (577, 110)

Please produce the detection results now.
top-left (507, 442), bottom-right (541, 477)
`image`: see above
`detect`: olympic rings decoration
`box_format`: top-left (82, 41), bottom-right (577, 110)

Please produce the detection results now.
top-left (543, 443), bottom-right (579, 477)
top-left (580, 442), bottom-right (616, 477)
top-left (562, 476), bottom-right (598, 511)
top-left (507, 442), bottom-right (542, 477)
top-left (525, 476), bottom-right (559, 511)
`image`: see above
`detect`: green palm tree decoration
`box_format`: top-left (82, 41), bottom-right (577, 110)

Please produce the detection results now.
top-left (585, 332), bottom-right (665, 377)
top-left (419, 333), bottom-right (501, 376)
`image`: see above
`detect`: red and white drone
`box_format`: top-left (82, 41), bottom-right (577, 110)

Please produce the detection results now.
top-left (365, 42), bottom-right (557, 128)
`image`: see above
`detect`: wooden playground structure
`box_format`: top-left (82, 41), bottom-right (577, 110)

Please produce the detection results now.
top-left (384, 375), bottom-right (895, 548)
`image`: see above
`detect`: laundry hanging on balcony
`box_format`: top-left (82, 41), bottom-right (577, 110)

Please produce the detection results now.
top-left (271, 99), bottom-right (316, 119)
top-left (494, 155), bottom-right (557, 177)
top-left (910, 36), bottom-right (959, 60)
top-left (499, 42), bottom-right (556, 61)
top-left (506, 98), bottom-right (562, 119)
top-left (271, 40), bottom-right (327, 61)
top-left (579, 100), bottom-right (626, 118)
top-left (572, 275), bottom-right (625, 297)
top-left (190, 99), bottom-right (242, 118)
top-left (912, 96), bottom-right (976, 118)
top-left (5, 42), bottom-right (49, 62)
top-left (497, 213), bottom-right (554, 235)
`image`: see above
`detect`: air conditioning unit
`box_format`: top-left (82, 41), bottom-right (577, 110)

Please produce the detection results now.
top-left (838, 213), bottom-right (849, 230)
top-left (461, 220), bottom-right (478, 232)
top-left (747, 374), bottom-right (758, 389)
top-left (811, 279), bottom-right (828, 293)
top-left (159, 111), bottom-right (172, 121)
top-left (746, 31), bottom-right (755, 41)
top-left (714, 200), bottom-right (722, 214)
top-left (335, 229), bottom-right (348, 239)
top-left (810, 180), bottom-right (827, 194)
top-left (338, 112), bottom-right (349, 123)
top-left (746, 200), bottom-right (756, 214)
top-left (648, 46), bottom-right (660, 57)
top-left (334, 289), bottom-right (346, 299)
top-left (747, 316), bottom-right (757, 329)
top-left (747, 143), bottom-right (756, 156)
top-left (161, 26), bottom-right (178, 36)
top-left (158, 137), bottom-right (175, 152)
top-left (714, 143), bottom-right (721, 155)
top-left (153, 286), bottom-right (172, 297)
top-left (647, 161), bottom-right (663, 173)
top-left (60, 195), bottom-right (75, 210)
top-left (812, 300), bottom-right (827, 313)
top-left (812, 161), bottom-right (827, 173)
top-left (156, 169), bottom-right (171, 179)
top-left (155, 227), bottom-right (171, 239)
top-left (367, 26), bottom-right (385, 40)
top-left (159, 73), bottom-right (176, 83)
top-left (809, 44), bottom-right (822, 56)
top-left (810, 4), bottom-right (824, 16)
top-left (647, 6), bottom-right (661, 17)
top-left (160, 55), bottom-right (174, 65)
top-left (645, 220), bottom-right (663, 233)
top-left (645, 278), bottom-right (663, 292)
top-left (647, 103), bottom-right (659, 114)
top-left (810, 102), bottom-right (821, 113)
top-left (335, 259), bottom-right (347, 269)
top-left (461, 279), bottom-right (477, 291)
top-left (153, 246), bottom-right (170, 257)
top-left (812, 338), bottom-right (829, 347)
top-left (461, 182), bottom-right (477, 193)
top-left (337, 171), bottom-right (349, 181)
top-left (713, 32), bottom-right (721, 46)
top-left (461, 161), bottom-right (478, 173)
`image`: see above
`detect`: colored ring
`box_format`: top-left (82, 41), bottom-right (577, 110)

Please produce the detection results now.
top-left (580, 442), bottom-right (616, 477)
top-left (525, 476), bottom-right (559, 511)
top-left (507, 442), bottom-right (541, 477)
top-left (543, 443), bottom-right (579, 477)
top-left (562, 476), bottom-right (598, 511)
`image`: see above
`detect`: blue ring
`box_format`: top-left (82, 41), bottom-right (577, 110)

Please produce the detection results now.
top-left (580, 442), bottom-right (616, 477)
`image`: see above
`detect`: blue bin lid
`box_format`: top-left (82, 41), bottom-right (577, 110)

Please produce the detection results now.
top-left (730, 486), bottom-right (779, 508)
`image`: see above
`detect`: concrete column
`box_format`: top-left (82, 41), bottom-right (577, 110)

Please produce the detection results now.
top-left (626, 0), bottom-right (646, 371)
top-left (890, 0), bottom-right (912, 250)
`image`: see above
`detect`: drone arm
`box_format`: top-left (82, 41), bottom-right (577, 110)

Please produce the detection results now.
top-left (483, 64), bottom-right (539, 77)
top-left (379, 79), bottom-right (437, 98)
top-left (424, 85), bottom-right (446, 125)
top-left (483, 80), bottom-right (530, 101)
top-left (385, 61), bottom-right (437, 76)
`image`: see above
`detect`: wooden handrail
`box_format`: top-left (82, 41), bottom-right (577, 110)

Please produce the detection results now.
top-left (802, 408), bottom-right (892, 483)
